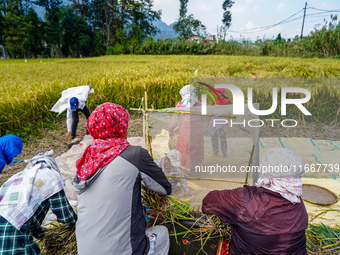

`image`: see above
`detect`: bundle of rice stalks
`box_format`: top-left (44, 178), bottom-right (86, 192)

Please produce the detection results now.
top-left (38, 186), bottom-right (230, 255)
top-left (209, 215), bottom-right (231, 239)
top-left (142, 185), bottom-right (231, 242)
top-left (38, 223), bottom-right (77, 255)
top-left (306, 223), bottom-right (340, 254)
top-left (142, 184), bottom-right (193, 221)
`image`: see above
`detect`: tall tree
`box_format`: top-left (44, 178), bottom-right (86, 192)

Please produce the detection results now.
top-left (127, 0), bottom-right (161, 43)
top-left (23, 8), bottom-right (44, 57)
top-left (0, 3), bottom-right (4, 46)
top-left (222, 0), bottom-right (234, 29)
top-left (179, 0), bottom-right (187, 18)
top-left (3, 12), bottom-right (28, 58)
top-left (173, 0), bottom-right (205, 39)
top-left (68, 0), bottom-right (90, 17)
top-left (173, 0), bottom-right (188, 38)
top-left (61, 7), bottom-right (91, 57)
top-left (1, 0), bottom-right (29, 58)
top-left (35, 0), bottom-right (63, 56)
top-left (88, 0), bottom-right (105, 54)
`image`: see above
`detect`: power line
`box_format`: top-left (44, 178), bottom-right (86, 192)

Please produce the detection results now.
top-left (158, 11), bottom-right (339, 34)
top-left (157, 4), bottom-right (340, 35)
top-left (221, 6), bottom-right (340, 35)
top-left (305, 11), bottom-right (340, 18)
top-left (307, 6), bottom-right (340, 13)
top-left (228, 8), bottom-right (304, 34)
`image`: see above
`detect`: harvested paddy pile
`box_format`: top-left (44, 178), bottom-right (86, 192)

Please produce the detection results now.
top-left (39, 223), bottom-right (77, 255)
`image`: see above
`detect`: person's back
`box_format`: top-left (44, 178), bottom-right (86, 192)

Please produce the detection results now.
top-left (203, 185), bottom-right (308, 255)
top-left (76, 145), bottom-right (171, 255)
top-left (0, 151), bottom-right (77, 255)
top-left (202, 147), bottom-right (308, 255)
top-left (73, 103), bottom-right (171, 255)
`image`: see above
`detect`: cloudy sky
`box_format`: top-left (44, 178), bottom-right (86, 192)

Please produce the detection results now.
top-left (153, 0), bottom-right (340, 40)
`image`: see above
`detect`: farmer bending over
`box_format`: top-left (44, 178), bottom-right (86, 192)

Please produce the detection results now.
top-left (65, 85), bottom-right (92, 140)
top-left (202, 147), bottom-right (308, 254)
top-left (0, 150), bottom-right (77, 255)
top-left (73, 103), bottom-right (172, 255)
top-left (155, 149), bottom-right (192, 198)
top-left (0, 134), bottom-right (23, 174)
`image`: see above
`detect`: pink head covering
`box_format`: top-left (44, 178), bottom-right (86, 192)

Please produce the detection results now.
top-left (76, 103), bottom-right (130, 180)
top-left (215, 88), bottom-right (229, 99)
top-left (255, 147), bottom-right (305, 203)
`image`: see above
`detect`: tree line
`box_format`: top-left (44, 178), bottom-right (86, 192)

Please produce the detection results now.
top-left (101, 16), bottom-right (340, 58)
top-left (1, 0), bottom-right (339, 59)
top-left (0, 0), bottom-right (235, 58)
top-left (0, 0), bottom-right (165, 58)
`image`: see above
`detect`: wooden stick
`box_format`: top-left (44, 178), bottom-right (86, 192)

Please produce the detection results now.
top-left (166, 175), bottom-right (245, 184)
top-left (244, 144), bottom-right (255, 185)
top-left (145, 91), bottom-right (149, 153)
top-left (50, 134), bottom-right (68, 144)
top-left (130, 108), bottom-right (236, 118)
top-left (144, 91), bottom-right (153, 157)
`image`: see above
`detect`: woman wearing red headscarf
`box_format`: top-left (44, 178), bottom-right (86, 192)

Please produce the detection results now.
top-left (73, 103), bottom-right (172, 255)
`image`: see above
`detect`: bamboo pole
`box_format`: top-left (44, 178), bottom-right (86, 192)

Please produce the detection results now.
top-left (244, 144), bottom-right (255, 185)
top-left (145, 92), bottom-right (149, 153)
top-left (130, 108), bottom-right (236, 118)
top-left (165, 175), bottom-right (245, 185)
top-left (144, 91), bottom-right (153, 157)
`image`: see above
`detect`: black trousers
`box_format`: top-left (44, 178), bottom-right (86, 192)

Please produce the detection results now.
top-left (71, 105), bottom-right (91, 139)
top-left (211, 127), bottom-right (227, 157)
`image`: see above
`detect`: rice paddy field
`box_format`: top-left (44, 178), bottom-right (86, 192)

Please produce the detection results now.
top-left (1, 55), bottom-right (340, 137)
top-left (1, 55), bottom-right (340, 254)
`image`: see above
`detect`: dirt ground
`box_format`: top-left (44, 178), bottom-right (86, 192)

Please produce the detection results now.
top-left (0, 114), bottom-right (339, 186)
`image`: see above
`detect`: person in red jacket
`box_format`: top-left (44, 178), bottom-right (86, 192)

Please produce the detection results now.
top-left (202, 147), bottom-right (308, 255)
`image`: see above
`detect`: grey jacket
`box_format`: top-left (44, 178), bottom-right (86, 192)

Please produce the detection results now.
top-left (73, 145), bottom-right (172, 255)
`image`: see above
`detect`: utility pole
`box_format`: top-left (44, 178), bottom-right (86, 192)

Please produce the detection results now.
top-left (300, 2), bottom-right (307, 38)
top-left (217, 25), bottom-right (219, 42)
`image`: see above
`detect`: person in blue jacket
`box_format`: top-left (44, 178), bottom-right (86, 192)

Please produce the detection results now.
top-left (0, 135), bottom-right (23, 173)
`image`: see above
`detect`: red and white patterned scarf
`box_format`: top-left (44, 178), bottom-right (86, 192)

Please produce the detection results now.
top-left (76, 103), bottom-right (130, 180)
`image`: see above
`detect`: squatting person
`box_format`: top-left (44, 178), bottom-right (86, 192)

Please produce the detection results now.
top-left (202, 147), bottom-right (308, 254)
top-left (0, 151), bottom-right (77, 255)
top-left (73, 102), bottom-right (172, 255)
